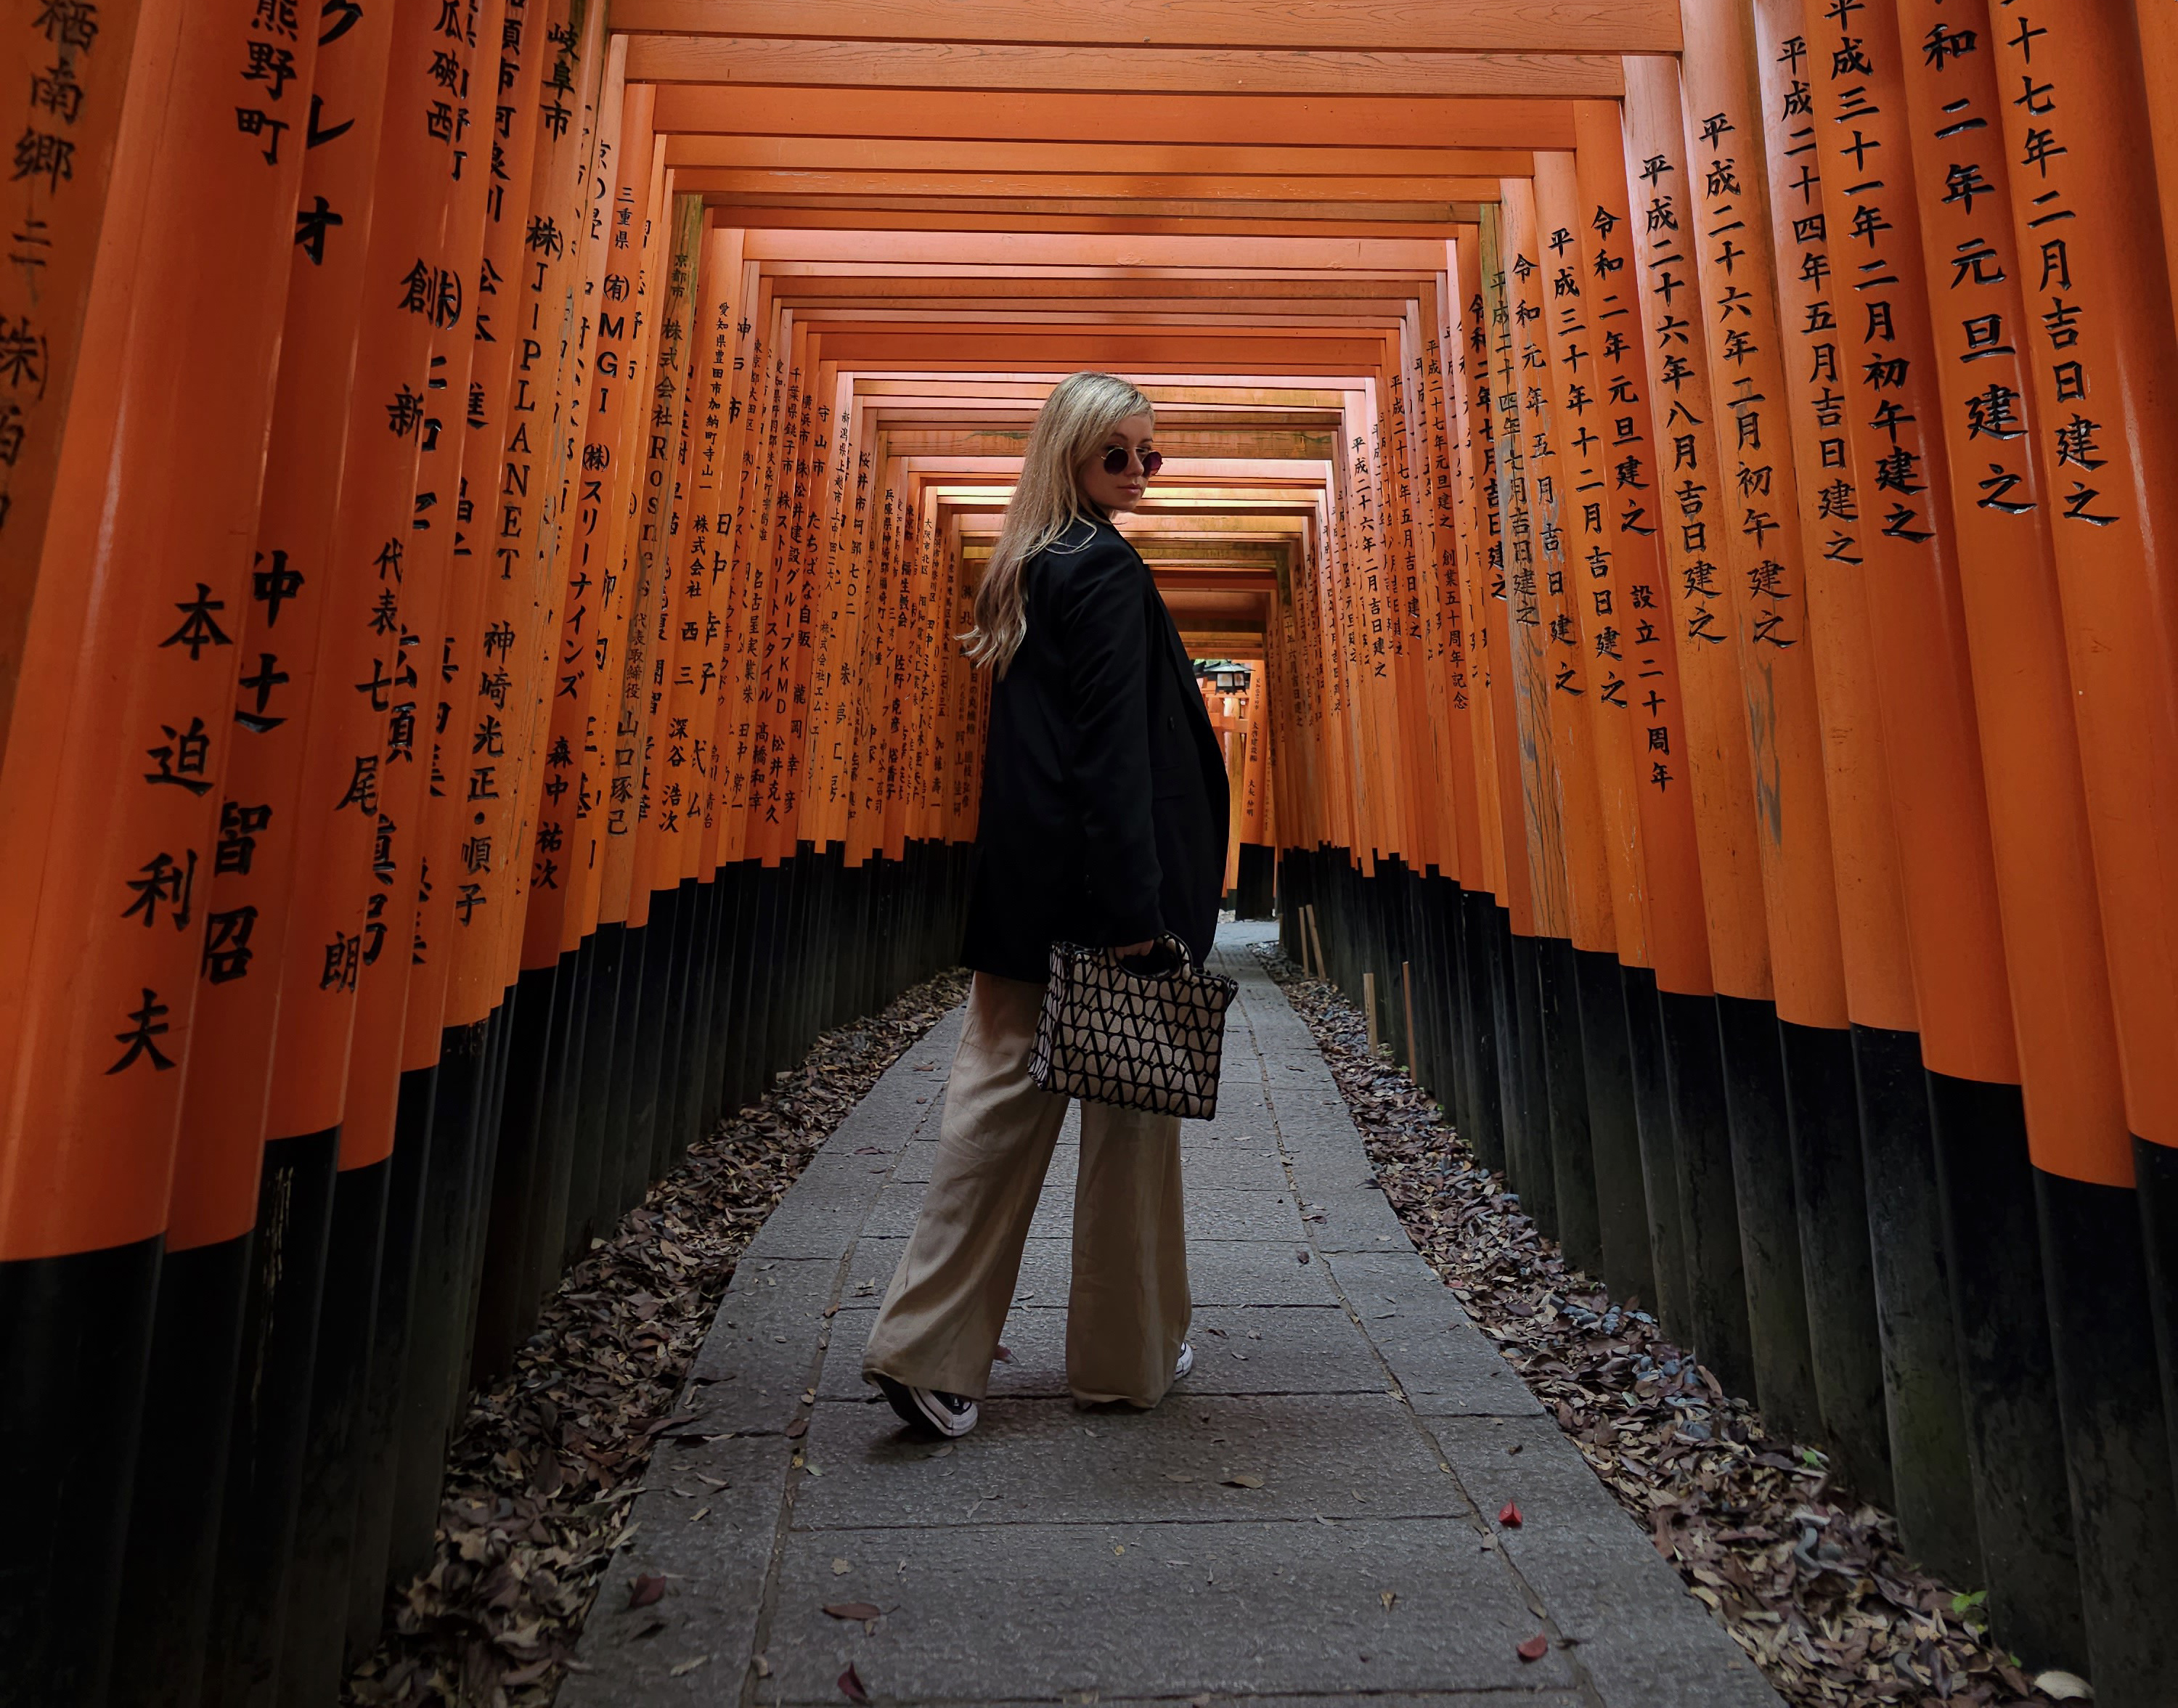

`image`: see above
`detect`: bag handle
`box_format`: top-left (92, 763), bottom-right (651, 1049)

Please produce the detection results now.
top-left (1106, 931), bottom-right (1194, 980)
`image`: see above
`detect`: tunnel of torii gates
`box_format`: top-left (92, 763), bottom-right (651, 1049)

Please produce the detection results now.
top-left (6, 0), bottom-right (2178, 1704)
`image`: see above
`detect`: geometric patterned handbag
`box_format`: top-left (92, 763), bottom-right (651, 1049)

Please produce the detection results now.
top-left (1027, 933), bottom-right (1239, 1120)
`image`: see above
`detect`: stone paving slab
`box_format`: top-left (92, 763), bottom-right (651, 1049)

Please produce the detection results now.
top-left (817, 1302), bottom-right (1389, 1402)
top-left (790, 1392), bottom-right (1467, 1528)
top-left (571, 922), bottom-right (1783, 1708)
top-left (840, 1234), bottom-right (1342, 1310)
top-left (758, 1517), bottom-right (1571, 1702)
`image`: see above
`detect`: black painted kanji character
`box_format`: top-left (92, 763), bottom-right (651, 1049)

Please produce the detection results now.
top-left (107, 988), bottom-right (176, 1075)
top-left (144, 716), bottom-right (213, 794)
top-left (295, 195), bottom-right (342, 263)
top-left (202, 905), bottom-right (258, 983)
top-left (319, 930), bottom-right (359, 992)
top-left (234, 107), bottom-right (290, 164)
top-left (215, 800), bottom-right (273, 875)
top-left (235, 652), bottom-right (289, 734)
top-left (12, 126), bottom-right (74, 191)
top-left (252, 547), bottom-right (302, 621)
top-left (161, 583), bottom-right (233, 659)
top-left (122, 848), bottom-right (196, 928)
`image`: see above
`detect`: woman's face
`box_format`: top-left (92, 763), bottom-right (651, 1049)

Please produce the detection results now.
top-left (1079, 412), bottom-right (1158, 514)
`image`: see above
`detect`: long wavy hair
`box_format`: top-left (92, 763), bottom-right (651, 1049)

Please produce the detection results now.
top-left (963, 372), bottom-right (1154, 675)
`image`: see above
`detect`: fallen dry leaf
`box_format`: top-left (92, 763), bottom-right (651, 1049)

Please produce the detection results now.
top-left (669, 1656), bottom-right (709, 1678)
top-left (1498, 1501), bottom-right (1522, 1529)
top-left (823, 1602), bottom-right (883, 1622)
top-left (1517, 1633), bottom-right (1549, 1662)
top-left (1379, 1590), bottom-right (1397, 1611)
top-left (2034, 1672), bottom-right (2092, 1701)
top-left (1222, 1473), bottom-right (1265, 1489)
top-left (1261, 947), bottom-right (2047, 1708)
top-left (839, 1662), bottom-right (870, 1703)
top-left (340, 970), bottom-right (971, 1708)
top-left (993, 1343), bottom-right (1013, 1362)
top-left (787, 1417), bottom-right (809, 1439)
top-left (831, 1558), bottom-right (852, 1575)
top-left (627, 1574), bottom-right (666, 1610)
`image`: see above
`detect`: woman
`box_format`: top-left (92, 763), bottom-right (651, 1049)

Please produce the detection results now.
top-left (860, 372), bottom-right (1230, 1437)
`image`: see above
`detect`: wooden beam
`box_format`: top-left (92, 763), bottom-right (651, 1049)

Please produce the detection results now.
top-left (621, 38), bottom-right (1625, 99)
top-left (671, 168), bottom-right (1509, 203)
top-left (741, 229), bottom-right (1455, 267)
top-left (659, 136), bottom-right (1537, 176)
top-left (647, 86), bottom-right (1579, 147)
top-left (611, 0), bottom-right (1681, 55)
top-left (701, 206), bottom-right (1488, 237)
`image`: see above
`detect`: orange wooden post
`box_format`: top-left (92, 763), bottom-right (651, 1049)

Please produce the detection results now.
top-left (1621, 54), bottom-right (1784, 1413)
top-left (0, 0), bottom-right (319, 1693)
top-left (1741, 0), bottom-right (1979, 1582)
top-left (1794, 4), bottom-right (2124, 1665)
top-left (1567, 102), bottom-right (1724, 1352)
top-left (1979, 0), bottom-right (2178, 1682)
top-left (1987, 0), bottom-right (2178, 1201)
top-left (1677, 0), bottom-right (1891, 1501)
top-left (1427, 245), bottom-right (1514, 1170)
top-left (529, 73), bottom-right (640, 988)
top-left (444, 3), bottom-right (611, 1380)
top-left (622, 189), bottom-right (707, 1175)
top-left (439, 0), bottom-right (554, 1048)
top-left (1521, 160), bottom-right (1659, 1302)
top-left (668, 219), bottom-right (746, 1129)
top-left (1474, 205), bottom-right (1563, 1234)
top-left (123, 1), bottom-right (399, 1695)
top-left (1504, 180), bottom-right (1623, 1276)
top-left (1423, 270), bottom-right (1485, 899)
top-left (0, 0), bottom-right (150, 755)
top-left (1460, 218), bottom-right (1540, 1164)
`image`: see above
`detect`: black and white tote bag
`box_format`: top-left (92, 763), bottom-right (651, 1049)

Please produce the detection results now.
top-left (1027, 933), bottom-right (1238, 1120)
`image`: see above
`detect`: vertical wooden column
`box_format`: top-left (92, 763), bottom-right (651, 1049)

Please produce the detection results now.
top-left (1800, 1), bottom-right (2095, 1666)
top-left (118, 0), bottom-right (396, 1696)
top-left (1571, 105), bottom-right (1721, 1352)
top-left (1745, 0), bottom-right (1978, 1581)
top-left (1529, 155), bottom-right (1658, 1307)
top-left (1477, 207), bottom-right (1562, 1237)
top-left (1677, 0), bottom-right (1888, 1504)
top-left (0, 0), bottom-right (150, 753)
top-left (0, 0), bottom-right (319, 1697)
top-left (1622, 53), bottom-right (1808, 1429)
top-left (1978, 2), bottom-right (2178, 1691)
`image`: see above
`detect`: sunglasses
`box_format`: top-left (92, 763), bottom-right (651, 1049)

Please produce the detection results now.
top-left (1099, 445), bottom-right (1164, 477)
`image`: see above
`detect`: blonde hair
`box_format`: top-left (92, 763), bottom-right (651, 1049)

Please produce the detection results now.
top-left (963, 372), bottom-right (1154, 674)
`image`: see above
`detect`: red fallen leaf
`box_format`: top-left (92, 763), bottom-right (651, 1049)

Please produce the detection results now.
top-left (1498, 1501), bottom-right (1523, 1528)
top-left (1517, 1633), bottom-right (1549, 1662)
top-left (627, 1574), bottom-right (666, 1609)
top-left (786, 1417), bottom-right (809, 1439)
top-left (993, 1344), bottom-right (1013, 1363)
top-left (839, 1662), bottom-right (870, 1702)
top-left (823, 1601), bottom-right (883, 1621)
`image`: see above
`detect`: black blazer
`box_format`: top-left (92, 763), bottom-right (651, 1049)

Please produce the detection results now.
top-left (960, 515), bottom-right (1231, 984)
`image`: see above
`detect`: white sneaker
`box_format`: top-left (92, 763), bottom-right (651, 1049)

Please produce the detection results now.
top-left (874, 1374), bottom-right (979, 1437)
top-left (1173, 1342), bottom-right (1195, 1381)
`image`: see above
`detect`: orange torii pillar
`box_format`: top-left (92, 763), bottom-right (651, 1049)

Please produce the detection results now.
top-left (1743, 0), bottom-right (1981, 1581)
top-left (0, 3), bottom-right (319, 1696)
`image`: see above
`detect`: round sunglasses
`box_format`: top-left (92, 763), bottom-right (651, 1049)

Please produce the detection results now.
top-left (1098, 445), bottom-right (1164, 477)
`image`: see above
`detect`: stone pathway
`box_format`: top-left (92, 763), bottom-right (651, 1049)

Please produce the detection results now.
top-left (566, 923), bottom-right (1781, 1707)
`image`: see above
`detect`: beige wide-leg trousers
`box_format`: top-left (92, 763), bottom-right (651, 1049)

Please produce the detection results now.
top-left (861, 971), bottom-right (1191, 1407)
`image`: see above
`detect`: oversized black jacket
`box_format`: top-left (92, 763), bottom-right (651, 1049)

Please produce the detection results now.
top-left (959, 514), bottom-right (1231, 983)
